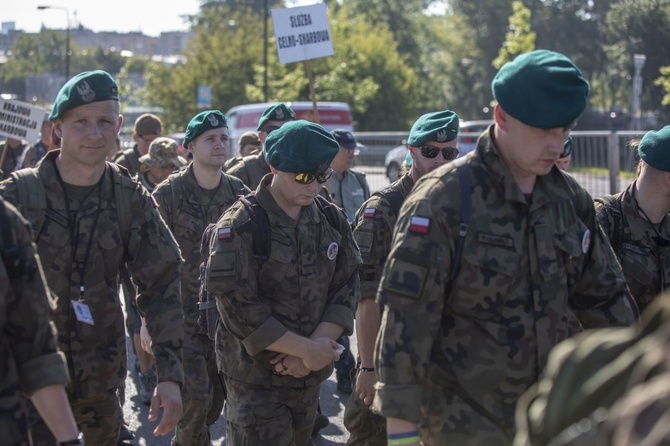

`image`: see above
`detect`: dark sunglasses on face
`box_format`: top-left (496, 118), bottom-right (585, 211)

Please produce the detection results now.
top-left (263, 125), bottom-right (281, 135)
top-left (419, 145), bottom-right (459, 160)
top-left (294, 167), bottom-right (333, 185)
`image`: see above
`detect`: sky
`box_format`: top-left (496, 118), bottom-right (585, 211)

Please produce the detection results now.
top-left (4, 0), bottom-right (314, 37)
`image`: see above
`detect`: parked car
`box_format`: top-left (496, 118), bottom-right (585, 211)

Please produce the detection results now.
top-left (383, 120), bottom-right (492, 181)
top-left (224, 101), bottom-right (354, 156)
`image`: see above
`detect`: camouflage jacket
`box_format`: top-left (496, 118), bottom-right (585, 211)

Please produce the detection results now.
top-left (372, 129), bottom-right (636, 443)
top-left (0, 197), bottom-right (69, 445)
top-left (515, 296), bottom-right (670, 446)
top-left (0, 150), bottom-right (184, 400)
top-left (595, 180), bottom-right (670, 313)
top-left (352, 173), bottom-right (414, 299)
top-left (223, 152), bottom-right (270, 190)
top-left (206, 174), bottom-right (360, 388)
top-left (329, 169), bottom-right (371, 223)
top-left (153, 164), bottom-right (249, 334)
top-left (112, 144), bottom-right (141, 176)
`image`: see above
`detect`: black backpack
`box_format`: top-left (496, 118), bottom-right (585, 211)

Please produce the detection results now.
top-left (197, 193), bottom-right (344, 339)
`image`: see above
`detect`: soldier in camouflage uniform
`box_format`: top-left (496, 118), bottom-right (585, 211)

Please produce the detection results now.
top-left (0, 70), bottom-right (184, 446)
top-left (206, 120), bottom-right (360, 446)
top-left (372, 50), bottom-right (637, 446)
top-left (345, 110), bottom-right (460, 446)
top-left (0, 196), bottom-right (83, 446)
top-left (223, 103), bottom-right (296, 189)
top-left (152, 110), bottom-right (249, 446)
top-left (112, 113), bottom-right (163, 176)
top-left (594, 126), bottom-right (670, 314)
top-left (0, 138), bottom-right (32, 180)
top-left (515, 293), bottom-right (670, 446)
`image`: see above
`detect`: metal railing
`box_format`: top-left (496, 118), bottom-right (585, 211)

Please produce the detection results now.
top-left (351, 130), bottom-right (647, 198)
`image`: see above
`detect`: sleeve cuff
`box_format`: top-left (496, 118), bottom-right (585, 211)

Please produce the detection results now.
top-left (18, 352), bottom-right (69, 395)
top-left (242, 317), bottom-right (288, 356)
top-left (372, 382), bottom-right (423, 423)
top-left (320, 304), bottom-right (355, 336)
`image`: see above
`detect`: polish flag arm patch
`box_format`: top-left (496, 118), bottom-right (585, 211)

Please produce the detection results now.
top-left (363, 208), bottom-right (376, 218)
top-left (218, 227), bottom-right (232, 240)
top-left (408, 216), bottom-right (430, 234)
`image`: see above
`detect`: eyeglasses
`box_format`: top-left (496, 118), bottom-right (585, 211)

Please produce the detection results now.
top-left (294, 167), bottom-right (333, 185)
top-left (419, 145), bottom-right (459, 160)
top-left (262, 125), bottom-right (281, 135)
top-left (138, 134), bottom-right (158, 144)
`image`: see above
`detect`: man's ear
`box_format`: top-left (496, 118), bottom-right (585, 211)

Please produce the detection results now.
top-left (493, 104), bottom-right (508, 131)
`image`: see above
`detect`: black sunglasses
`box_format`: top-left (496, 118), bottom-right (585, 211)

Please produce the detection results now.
top-left (419, 145), bottom-right (459, 160)
top-left (560, 136), bottom-right (573, 159)
top-left (294, 167), bottom-right (333, 185)
top-left (263, 125), bottom-right (281, 135)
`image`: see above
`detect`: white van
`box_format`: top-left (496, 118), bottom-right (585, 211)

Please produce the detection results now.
top-left (225, 101), bottom-right (354, 156)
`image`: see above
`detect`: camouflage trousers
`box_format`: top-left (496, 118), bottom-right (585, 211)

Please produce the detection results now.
top-left (29, 389), bottom-right (121, 446)
top-left (2, 397), bottom-right (31, 446)
top-left (173, 332), bottom-right (225, 446)
top-left (343, 369), bottom-right (386, 446)
top-left (223, 377), bottom-right (319, 446)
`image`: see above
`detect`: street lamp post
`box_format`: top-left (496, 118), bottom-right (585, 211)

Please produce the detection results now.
top-left (631, 53), bottom-right (646, 130)
top-left (37, 5), bottom-right (70, 80)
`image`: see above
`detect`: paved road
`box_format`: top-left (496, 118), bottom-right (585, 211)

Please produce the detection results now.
top-left (121, 333), bottom-right (359, 445)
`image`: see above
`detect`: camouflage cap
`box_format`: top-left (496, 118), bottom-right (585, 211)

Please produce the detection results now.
top-left (265, 120), bottom-right (339, 174)
top-left (492, 50), bottom-right (589, 129)
top-left (407, 109), bottom-right (460, 147)
top-left (638, 125), bottom-right (670, 171)
top-left (257, 103), bottom-right (296, 131)
top-left (183, 110), bottom-right (228, 149)
top-left (49, 70), bottom-right (119, 121)
top-left (139, 137), bottom-right (186, 168)
top-left (331, 129), bottom-right (357, 149)
top-left (134, 113), bottom-right (162, 136)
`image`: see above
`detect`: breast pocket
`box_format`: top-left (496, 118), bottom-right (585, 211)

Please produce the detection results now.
top-left (553, 222), bottom-right (588, 289)
top-left (458, 244), bottom-right (520, 321)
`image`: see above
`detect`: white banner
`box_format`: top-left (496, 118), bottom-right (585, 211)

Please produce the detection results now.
top-left (271, 3), bottom-right (334, 64)
top-left (0, 98), bottom-right (46, 143)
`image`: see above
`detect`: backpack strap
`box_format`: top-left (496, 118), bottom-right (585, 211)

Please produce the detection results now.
top-left (238, 193), bottom-right (271, 260)
top-left (372, 185), bottom-right (405, 219)
top-left (594, 195), bottom-right (624, 255)
top-left (10, 168), bottom-right (46, 239)
top-left (108, 163), bottom-right (142, 253)
top-left (450, 157), bottom-right (471, 284)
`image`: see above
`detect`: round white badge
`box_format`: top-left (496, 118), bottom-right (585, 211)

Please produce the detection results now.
top-left (327, 242), bottom-right (339, 260)
top-left (582, 229), bottom-right (591, 254)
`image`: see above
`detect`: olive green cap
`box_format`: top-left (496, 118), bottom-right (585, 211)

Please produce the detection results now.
top-left (265, 120), bottom-right (339, 174)
top-left (638, 126), bottom-right (670, 171)
top-left (49, 70), bottom-right (119, 120)
top-left (407, 110), bottom-right (460, 147)
top-left (492, 50), bottom-right (589, 128)
top-left (183, 110), bottom-right (228, 148)
top-left (257, 103), bottom-right (296, 131)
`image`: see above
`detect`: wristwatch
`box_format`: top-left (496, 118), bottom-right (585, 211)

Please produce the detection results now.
top-left (59, 432), bottom-right (84, 446)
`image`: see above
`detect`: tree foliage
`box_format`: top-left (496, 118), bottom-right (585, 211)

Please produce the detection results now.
top-left (493, 1), bottom-right (535, 69)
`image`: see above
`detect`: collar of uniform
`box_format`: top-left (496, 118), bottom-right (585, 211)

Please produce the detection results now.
top-left (256, 173), bottom-right (325, 227)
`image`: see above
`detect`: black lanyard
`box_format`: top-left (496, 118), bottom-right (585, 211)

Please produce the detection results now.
top-left (56, 167), bottom-right (105, 300)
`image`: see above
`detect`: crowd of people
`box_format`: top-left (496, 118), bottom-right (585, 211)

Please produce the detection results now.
top-left (1, 48), bottom-right (669, 446)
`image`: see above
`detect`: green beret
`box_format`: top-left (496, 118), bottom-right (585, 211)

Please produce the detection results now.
top-left (49, 70), bottom-right (119, 120)
top-left (183, 110), bottom-right (228, 148)
top-left (257, 103), bottom-right (296, 131)
top-left (407, 110), bottom-right (460, 147)
top-left (638, 126), bottom-right (670, 171)
top-left (265, 120), bottom-right (339, 174)
top-left (492, 50), bottom-right (589, 128)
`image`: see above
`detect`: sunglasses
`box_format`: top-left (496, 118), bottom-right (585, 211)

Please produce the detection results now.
top-left (263, 125), bottom-right (281, 135)
top-left (419, 145), bottom-right (459, 160)
top-left (294, 167), bottom-right (333, 185)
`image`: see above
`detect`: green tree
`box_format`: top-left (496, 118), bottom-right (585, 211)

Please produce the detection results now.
top-left (493, 1), bottom-right (535, 69)
top-left (656, 65), bottom-right (670, 107)
top-left (603, 0), bottom-right (670, 121)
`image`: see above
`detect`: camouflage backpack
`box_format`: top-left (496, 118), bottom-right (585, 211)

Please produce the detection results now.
top-left (9, 164), bottom-right (142, 248)
top-left (197, 192), bottom-right (344, 340)
top-left (0, 198), bottom-right (36, 282)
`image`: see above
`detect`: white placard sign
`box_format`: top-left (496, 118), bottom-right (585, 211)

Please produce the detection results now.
top-left (271, 3), bottom-right (334, 64)
top-left (0, 98), bottom-right (46, 143)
